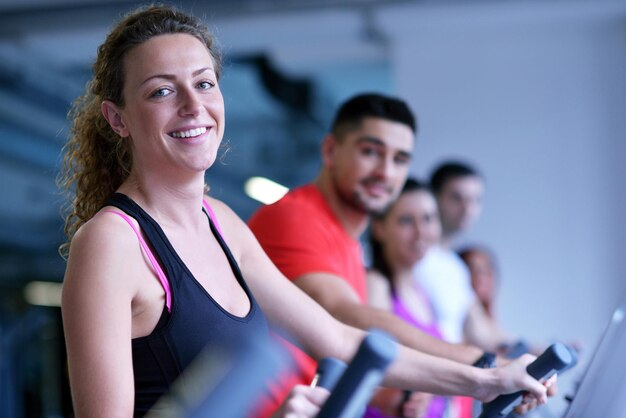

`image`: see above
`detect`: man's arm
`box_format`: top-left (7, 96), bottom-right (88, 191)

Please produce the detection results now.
top-left (294, 272), bottom-right (483, 365)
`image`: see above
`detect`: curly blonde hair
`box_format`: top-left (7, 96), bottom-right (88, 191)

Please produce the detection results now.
top-left (58, 5), bottom-right (222, 258)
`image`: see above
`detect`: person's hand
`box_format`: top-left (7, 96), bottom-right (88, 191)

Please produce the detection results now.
top-left (368, 387), bottom-right (406, 416)
top-left (481, 354), bottom-right (548, 404)
top-left (513, 373), bottom-right (558, 415)
top-left (272, 384), bottom-right (330, 418)
top-left (369, 388), bottom-right (432, 418)
top-left (478, 353), bottom-right (561, 416)
top-left (400, 391), bottom-right (433, 418)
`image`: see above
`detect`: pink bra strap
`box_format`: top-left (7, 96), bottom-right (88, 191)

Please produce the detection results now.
top-left (202, 199), bottom-right (223, 237)
top-left (102, 210), bottom-right (172, 312)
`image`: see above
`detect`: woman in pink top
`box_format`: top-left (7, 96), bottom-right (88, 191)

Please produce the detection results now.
top-left (366, 178), bottom-right (446, 418)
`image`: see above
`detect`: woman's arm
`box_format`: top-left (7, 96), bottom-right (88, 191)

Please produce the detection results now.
top-left (384, 345), bottom-right (546, 402)
top-left (211, 200), bottom-right (548, 403)
top-left (61, 215), bottom-right (143, 418)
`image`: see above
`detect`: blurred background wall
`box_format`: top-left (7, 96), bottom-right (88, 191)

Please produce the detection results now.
top-left (0, 0), bottom-right (624, 416)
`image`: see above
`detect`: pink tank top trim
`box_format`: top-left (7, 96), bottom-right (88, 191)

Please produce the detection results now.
top-left (100, 200), bottom-right (221, 314)
top-left (102, 210), bottom-right (172, 312)
top-left (202, 199), bottom-right (223, 236)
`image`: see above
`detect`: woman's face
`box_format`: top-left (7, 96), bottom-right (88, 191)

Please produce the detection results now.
top-left (374, 189), bottom-right (441, 268)
top-left (464, 250), bottom-right (496, 304)
top-left (106, 33), bottom-right (225, 176)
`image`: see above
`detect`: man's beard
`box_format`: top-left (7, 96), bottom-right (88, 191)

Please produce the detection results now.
top-left (333, 176), bottom-right (394, 216)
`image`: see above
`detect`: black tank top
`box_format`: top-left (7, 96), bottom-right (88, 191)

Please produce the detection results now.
top-left (104, 193), bottom-right (269, 417)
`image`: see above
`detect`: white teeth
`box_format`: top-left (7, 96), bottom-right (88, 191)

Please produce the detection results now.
top-left (170, 127), bottom-right (207, 138)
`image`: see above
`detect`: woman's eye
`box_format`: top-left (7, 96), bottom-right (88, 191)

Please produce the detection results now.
top-left (198, 81), bottom-right (214, 90)
top-left (152, 88), bottom-right (172, 98)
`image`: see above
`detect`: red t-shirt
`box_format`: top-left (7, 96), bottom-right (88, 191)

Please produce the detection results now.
top-left (248, 184), bottom-right (367, 416)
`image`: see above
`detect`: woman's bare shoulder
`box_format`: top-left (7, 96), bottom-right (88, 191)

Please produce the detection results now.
top-left (64, 208), bottom-right (145, 295)
top-left (71, 208), bottom-right (139, 252)
top-left (366, 269), bottom-right (393, 309)
top-left (366, 269), bottom-right (390, 286)
top-left (203, 195), bottom-right (233, 216)
top-left (202, 194), bottom-right (248, 232)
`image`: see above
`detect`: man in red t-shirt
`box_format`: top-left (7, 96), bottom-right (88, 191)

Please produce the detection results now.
top-left (248, 93), bottom-right (492, 416)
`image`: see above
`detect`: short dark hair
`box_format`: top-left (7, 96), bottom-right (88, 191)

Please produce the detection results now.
top-left (330, 93), bottom-right (417, 138)
top-left (430, 161), bottom-right (481, 195)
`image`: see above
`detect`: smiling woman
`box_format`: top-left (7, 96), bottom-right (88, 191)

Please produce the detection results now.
top-left (57, 6), bottom-right (335, 418)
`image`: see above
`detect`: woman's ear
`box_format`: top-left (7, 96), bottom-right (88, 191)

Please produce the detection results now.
top-left (101, 100), bottom-right (129, 137)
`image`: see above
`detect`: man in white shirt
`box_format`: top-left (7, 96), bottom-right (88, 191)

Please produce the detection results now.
top-left (415, 161), bottom-right (509, 349)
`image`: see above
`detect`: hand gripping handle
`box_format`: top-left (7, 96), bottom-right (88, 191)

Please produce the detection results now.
top-left (479, 343), bottom-right (573, 418)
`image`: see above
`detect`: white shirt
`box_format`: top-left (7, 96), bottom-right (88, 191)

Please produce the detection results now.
top-left (413, 245), bottom-right (475, 343)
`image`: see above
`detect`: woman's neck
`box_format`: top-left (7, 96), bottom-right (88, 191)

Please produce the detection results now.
top-left (382, 247), bottom-right (415, 287)
top-left (118, 169), bottom-right (207, 229)
top-left (390, 264), bottom-right (414, 289)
